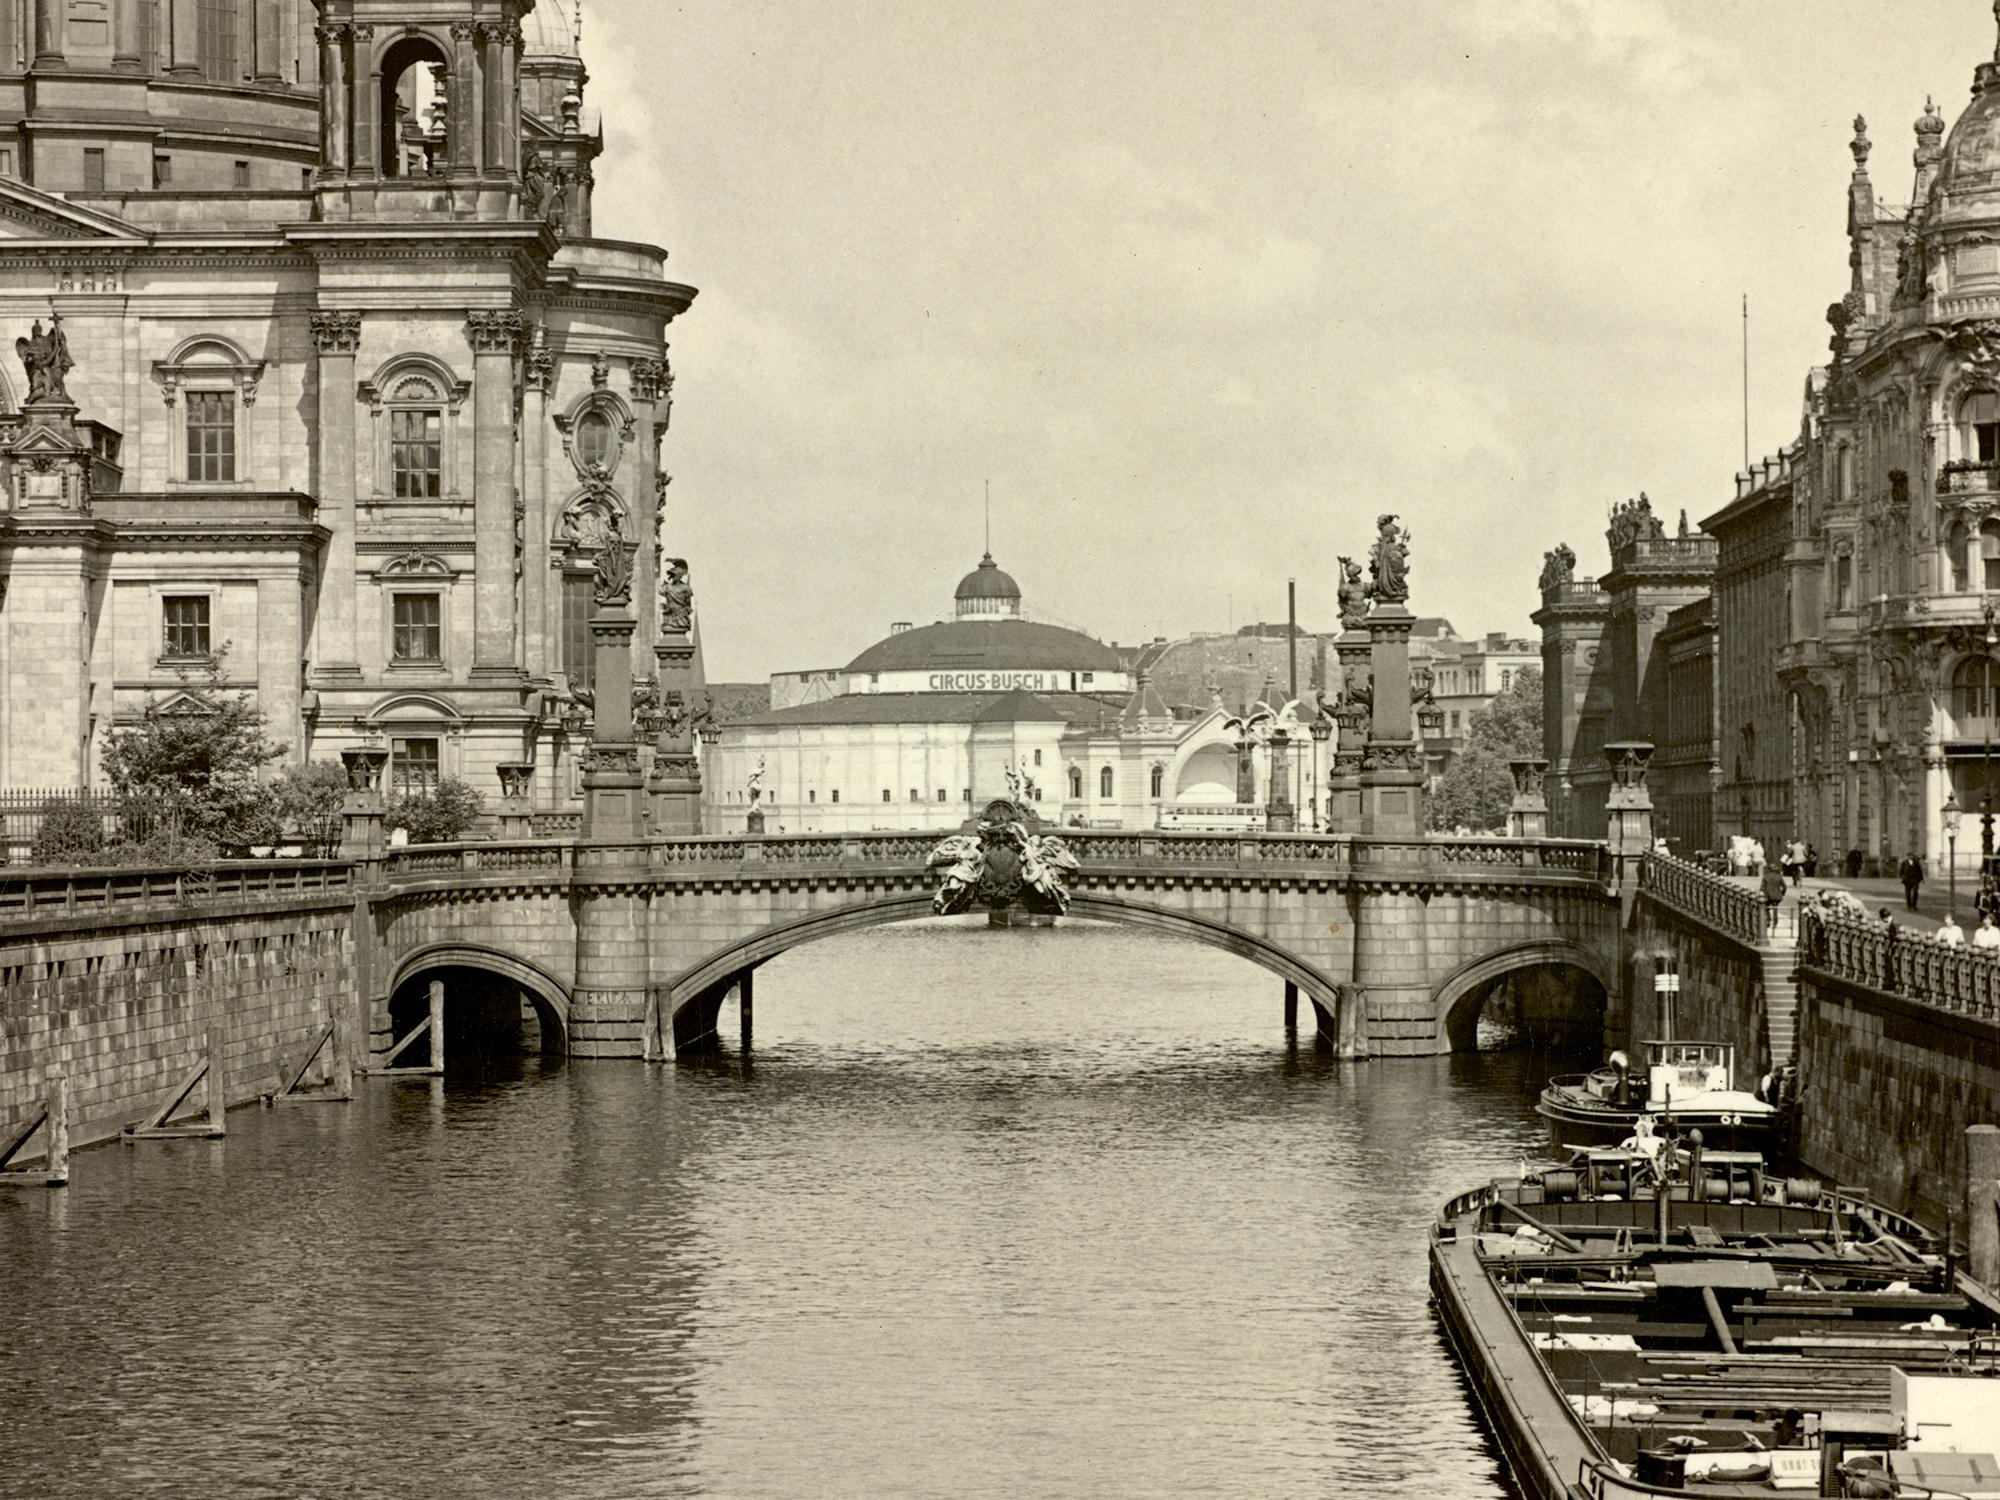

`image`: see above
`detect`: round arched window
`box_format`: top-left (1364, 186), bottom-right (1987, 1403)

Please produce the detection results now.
top-left (575, 410), bottom-right (617, 471)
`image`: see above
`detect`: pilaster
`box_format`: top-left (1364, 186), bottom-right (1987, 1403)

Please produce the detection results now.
top-left (309, 312), bottom-right (361, 679)
top-left (466, 311), bottom-right (523, 679)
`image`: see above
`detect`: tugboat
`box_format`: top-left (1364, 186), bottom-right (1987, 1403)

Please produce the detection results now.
top-left (1536, 1039), bottom-right (1779, 1154)
top-left (1431, 1139), bottom-right (2000, 1499)
top-left (1537, 963), bottom-right (1780, 1153)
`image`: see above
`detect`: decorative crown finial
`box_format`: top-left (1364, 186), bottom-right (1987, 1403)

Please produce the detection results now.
top-left (1918, 95), bottom-right (1945, 140)
top-left (1851, 114), bottom-right (1872, 169)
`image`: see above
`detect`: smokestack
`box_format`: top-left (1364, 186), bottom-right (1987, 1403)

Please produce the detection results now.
top-left (1287, 578), bottom-right (1298, 702)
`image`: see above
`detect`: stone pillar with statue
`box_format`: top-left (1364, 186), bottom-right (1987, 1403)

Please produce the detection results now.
top-left (1345, 515), bottom-right (1434, 1053)
top-left (495, 761), bottom-right (535, 838)
top-left (1359, 515), bottom-right (1423, 838)
top-left (649, 556), bottom-right (704, 833)
top-left (1604, 741), bottom-right (1656, 890)
top-left (339, 744), bottom-right (390, 1070)
top-left (1326, 569), bottom-right (1371, 837)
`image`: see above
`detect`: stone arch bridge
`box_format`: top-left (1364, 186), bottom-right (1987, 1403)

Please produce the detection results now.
top-left (363, 830), bottom-right (1625, 1060)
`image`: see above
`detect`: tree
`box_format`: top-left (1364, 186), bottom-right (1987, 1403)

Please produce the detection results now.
top-left (1429, 667), bottom-right (1544, 832)
top-left (99, 651), bottom-right (285, 856)
top-left (273, 761), bottom-right (349, 856)
top-left (385, 776), bottom-right (486, 844)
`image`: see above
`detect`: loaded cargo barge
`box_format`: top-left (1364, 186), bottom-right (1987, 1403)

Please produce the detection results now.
top-left (1431, 1145), bottom-right (2000, 1498)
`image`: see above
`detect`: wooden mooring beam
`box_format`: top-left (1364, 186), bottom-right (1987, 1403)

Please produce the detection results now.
top-left (0, 1071), bottom-right (68, 1187)
top-left (370, 979), bottom-right (444, 1077)
top-left (125, 1006), bottom-right (227, 1141)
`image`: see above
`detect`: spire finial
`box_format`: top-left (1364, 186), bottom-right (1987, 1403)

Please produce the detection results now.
top-left (984, 477), bottom-right (990, 556)
top-left (1992, 0), bottom-right (1999, 62)
top-left (1851, 114), bottom-right (1872, 170)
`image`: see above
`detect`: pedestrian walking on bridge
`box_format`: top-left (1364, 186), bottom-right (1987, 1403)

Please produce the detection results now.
top-left (1900, 853), bottom-right (1925, 912)
top-left (1760, 865), bottom-right (1787, 933)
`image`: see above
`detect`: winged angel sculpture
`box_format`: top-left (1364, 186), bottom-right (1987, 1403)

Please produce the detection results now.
top-left (927, 800), bottom-right (1080, 916)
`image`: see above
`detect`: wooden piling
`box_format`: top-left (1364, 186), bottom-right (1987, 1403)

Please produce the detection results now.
top-left (427, 978), bottom-right (444, 1071)
top-left (1283, 980), bottom-right (1298, 1032)
top-left (739, 969), bottom-right (754, 1051)
top-left (206, 1001), bottom-right (228, 1132)
top-left (1969, 1123), bottom-right (2000, 1291)
top-left (44, 1071), bottom-right (67, 1187)
top-left (642, 990), bottom-right (662, 1063)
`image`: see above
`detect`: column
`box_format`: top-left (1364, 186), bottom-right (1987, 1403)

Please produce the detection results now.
top-left (317, 25), bottom-right (348, 173)
top-left (167, 0), bottom-right (197, 75)
top-left (113, 0), bottom-right (143, 70)
top-left (310, 312), bottom-right (362, 676)
top-left (448, 23), bottom-right (476, 175)
top-left (650, 561), bottom-right (702, 834)
top-left (1265, 730), bottom-right (1294, 832)
top-left (33, 0), bottom-right (64, 66)
top-left (481, 23), bottom-right (505, 175)
top-left (1924, 745), bottom-right (1948, 875)
top-left (466, 311), bottom-right (522, 676)
top-left (496, 20), bottom-right (520, 174)
top-left (253, 0), bottom-right (282, 84)
top-left (522, 332), bottom-right (552, 677)
top-left (350, 25), bottom-right (377, 178)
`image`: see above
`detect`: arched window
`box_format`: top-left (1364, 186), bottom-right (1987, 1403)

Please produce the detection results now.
top-left (1099, 766), bottom-right (1114, 799)
top-left (1965, 392), bottom-right (2000, 464)
top-left (1953, 656), bottom-right (1998, 723)
top-left (1983, 519), bottom-right (2000, 590)
top-left (1952, 519), bottom-right (1972, 592)
top-left (576, 410), bottom-right (615, 470)
top-left (1836, 444), bottom-right (1856, 500)
top-left (1068, 767), bottom-right (1082, 799)
top-left (1150, 764), bottom-right (1164, 798)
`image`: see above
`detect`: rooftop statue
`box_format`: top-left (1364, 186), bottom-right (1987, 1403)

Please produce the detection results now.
top-left (1538, 542), bottom-right (1576, 594)
top-left (1605, 492), bottom-right (1666, 552)
top-left (16, 312), bottom-right (71, 405)
top-left (1368, 514), bottom-right (1410, 605)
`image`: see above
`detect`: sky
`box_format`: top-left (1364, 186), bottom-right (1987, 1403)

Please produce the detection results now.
top-left (577, 0), bottom-right (1997, 682)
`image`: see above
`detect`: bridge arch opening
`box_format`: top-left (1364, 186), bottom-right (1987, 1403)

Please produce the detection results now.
top-left (664, 894), bottom-right (1348, 1055)
top-left (388, 954), bottom-right (569, 1064)
top-left (1436, 945), bottom-right (1609, 1054)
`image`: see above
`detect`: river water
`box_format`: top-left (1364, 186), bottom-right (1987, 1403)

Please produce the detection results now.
top-left (0, 917), bottom-right (1561, 1499)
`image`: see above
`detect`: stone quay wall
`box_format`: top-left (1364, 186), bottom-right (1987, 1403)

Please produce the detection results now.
top-left (1794, 909), bottom-right (2000, 1226)
top-left (0, 864), bottom-right (355, 1153)
top-left (1627, 892), bottom-right (1769, 1073)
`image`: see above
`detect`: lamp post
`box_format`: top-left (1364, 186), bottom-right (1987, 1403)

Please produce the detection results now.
top-left (1946, 790), bottom-right (1962, 919)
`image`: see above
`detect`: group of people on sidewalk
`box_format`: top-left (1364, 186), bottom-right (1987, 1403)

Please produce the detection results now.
top-left (1754, 842), bottom-right (2000, 951)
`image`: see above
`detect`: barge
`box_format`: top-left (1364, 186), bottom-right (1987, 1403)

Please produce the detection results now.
top-left (1431, 1144), bottom-right (2000, 1498)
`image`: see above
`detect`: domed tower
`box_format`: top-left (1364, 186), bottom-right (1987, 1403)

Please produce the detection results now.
top-left (518, 0), bottom-right (598, 239)
top-left (954, 552), bottom-right (1023, 619)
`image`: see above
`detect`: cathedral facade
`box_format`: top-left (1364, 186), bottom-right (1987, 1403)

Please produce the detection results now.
top-left (0, 0), bottom-right (693, 820)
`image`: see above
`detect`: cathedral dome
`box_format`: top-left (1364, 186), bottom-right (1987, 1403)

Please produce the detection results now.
top-left (522, 3), bottom-right (582, 61)
top-left (1931, 58), bottom-right (2000, 207)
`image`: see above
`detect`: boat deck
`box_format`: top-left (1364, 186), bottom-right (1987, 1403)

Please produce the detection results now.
top-left (1432, 1175), bottom-right (2000, 1498)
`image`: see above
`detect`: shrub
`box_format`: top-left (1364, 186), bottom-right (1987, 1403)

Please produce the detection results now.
top-left (385, 776), bottom-right (486, 844)
top-left (31, 797), bottom-right (104, 866)
top-left (273, 761), bottom-right (349, 856)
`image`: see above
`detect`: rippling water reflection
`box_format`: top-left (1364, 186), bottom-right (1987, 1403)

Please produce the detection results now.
top-left (0, 917), bottom-right (1557, 1498)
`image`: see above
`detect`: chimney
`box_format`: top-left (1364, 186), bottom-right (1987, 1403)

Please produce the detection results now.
top-left (889, 621), bottom-right (911, 635)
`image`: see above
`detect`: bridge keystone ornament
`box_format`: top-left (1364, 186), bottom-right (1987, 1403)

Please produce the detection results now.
top-left (926, 799), bottom-right (1080, 917)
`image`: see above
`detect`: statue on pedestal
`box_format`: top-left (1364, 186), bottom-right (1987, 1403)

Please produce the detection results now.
top-left (1337, 556), bottom-right (1369, 629)
top-left (16, 312), bottom-right (72, 405)
top-left (1368, 514), bottom-right (1410, 605)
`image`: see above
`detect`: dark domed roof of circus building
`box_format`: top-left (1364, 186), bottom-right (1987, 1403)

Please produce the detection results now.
top-left (954, 552), bottom-right (1022, 602)
top-left (845, 619), bottom-right (1121, 674)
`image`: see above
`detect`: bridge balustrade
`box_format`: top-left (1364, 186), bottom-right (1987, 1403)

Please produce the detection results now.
top-left (1798, 906), bottom-right (2000, 1021)
top-left (0, 860), bottom-right (352, 923)
top-left (1636, 851), bottom-right (1764, 946)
